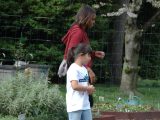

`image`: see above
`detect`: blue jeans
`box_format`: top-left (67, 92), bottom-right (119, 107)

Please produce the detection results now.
top-left (68, 109), bottom-right (92, 120)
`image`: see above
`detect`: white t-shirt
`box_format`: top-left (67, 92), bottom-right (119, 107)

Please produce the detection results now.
top-left (66, 63), bottom-right (90, 112)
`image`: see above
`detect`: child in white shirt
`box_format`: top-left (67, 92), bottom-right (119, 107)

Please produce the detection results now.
top-left (66, 43), bottom-right (95, 120)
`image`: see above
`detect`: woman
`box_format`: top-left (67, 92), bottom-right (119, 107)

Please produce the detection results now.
top-left (58, 4), bottom-right (105, 107)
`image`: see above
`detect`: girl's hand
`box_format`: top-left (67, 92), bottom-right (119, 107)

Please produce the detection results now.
top-left (87, 68), bottom-right (96, 84)
top-left (87, 85), bottom-right (95, 95)
top-left (95, 51), bottom-right (105, 59)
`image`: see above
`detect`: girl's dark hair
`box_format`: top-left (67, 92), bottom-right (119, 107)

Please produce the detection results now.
top-left (75, 5), bottom-right (96, 27)
top-left (67, 43), bottom-right (92, 67)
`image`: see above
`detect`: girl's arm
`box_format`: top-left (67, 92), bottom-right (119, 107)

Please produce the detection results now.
top-left (71, 80), bottom-right (95, 94)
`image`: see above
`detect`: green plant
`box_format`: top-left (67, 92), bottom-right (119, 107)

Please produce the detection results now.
top-left (14, 34), bottom-right (34, 62)
top-left (93, 102), bottom-right (152, 112)
top-left (0, 115), bottom-right (17, 120)
top-left (0, 73), bottom-right (67, 120)
top-left (59, 84), bottom-right (160, 112)
top-left (27, 43), bottom-right (63, 64)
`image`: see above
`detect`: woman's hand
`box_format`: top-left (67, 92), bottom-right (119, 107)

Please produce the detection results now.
top-left (87, 67), bottom-right (96, 84)
top-left (95, 51), bottom-right (105, 59)
top-left (87, 85), bottom-right (95, 95)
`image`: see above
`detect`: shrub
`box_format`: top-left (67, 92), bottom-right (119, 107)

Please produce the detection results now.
top-left (0, 115), bottom-right (17, 120)
top-left (0, 72), bottom-right (67, 120)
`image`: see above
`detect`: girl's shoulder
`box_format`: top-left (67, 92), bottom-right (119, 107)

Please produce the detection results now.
top-left (67, 63), bottom-right (88, 77)
top-left (67, 63), bottom-right (79, 75)
top-left (68, 63), bottom-right (86, 72)
top-left (67, 63), bottom-right (78, 71)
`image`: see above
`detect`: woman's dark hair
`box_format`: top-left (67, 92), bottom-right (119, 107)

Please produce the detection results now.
top-left (67, 43), bottom-right (92, 67)
top-left (75, 5), bottom-right (96, 27)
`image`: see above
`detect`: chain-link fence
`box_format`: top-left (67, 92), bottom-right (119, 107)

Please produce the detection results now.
top-left (0, 15), bottom-right (160, 85)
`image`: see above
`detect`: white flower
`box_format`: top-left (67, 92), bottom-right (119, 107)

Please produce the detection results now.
top-left (107, 7), bottom-right (137, 18)
top-left (119, 8), bottom-right (127, 14)
top-left (100, 2), bottom-right (106, 6)
top-left (101, 14), bottom-right (107, 17)
top-left (147, 0), bottom-right (160, 8)
top-left (107, 7), bottom-right (127, 17)
top-left (127, 11), bottom-right (137, 18)
top-left (118, 97), bottom-right (122, 101)
top-left (93, 4), bottom-right (100, 9)
top-left (2, 53), bottom-right (6, 58)
top-left (152, 24), bottom-right (155, 27)
top-left (147, 0), bottom-right (152, 2)
top-left (28, 53), bottom-right (33, 59)
top-left (99, 96), bottom-right (104, 101)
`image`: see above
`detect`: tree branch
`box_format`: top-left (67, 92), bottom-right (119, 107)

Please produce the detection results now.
top-left (143, 10), bottom-right (160, 31)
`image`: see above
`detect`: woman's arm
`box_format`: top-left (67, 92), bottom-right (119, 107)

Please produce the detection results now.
top-left (86, 67), bottom-right (96, 84)
top-left (95, 51), bottom-right (105, 59)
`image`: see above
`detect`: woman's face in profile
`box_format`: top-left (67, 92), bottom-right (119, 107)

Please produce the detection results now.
top-left (87, 14), bottom-right (96, 28)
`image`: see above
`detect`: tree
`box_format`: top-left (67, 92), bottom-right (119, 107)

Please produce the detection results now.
top-left (107, 0), bottom-right (160, 95)
top-left (110, 0), bottom-right (129, 84)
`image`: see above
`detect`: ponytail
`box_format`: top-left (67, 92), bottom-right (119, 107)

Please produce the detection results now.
top-left (66, 43), bottom-right (92, 67)
top-left (67, 47), bottom-right (75, 67)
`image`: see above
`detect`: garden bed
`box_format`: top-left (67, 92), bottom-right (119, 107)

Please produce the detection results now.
top-left (100, 111), bottom-right (160, 120)
top-left (94, 115), bottom-right (116, 120)
top-left (92, 101), bottom-right (160, 120)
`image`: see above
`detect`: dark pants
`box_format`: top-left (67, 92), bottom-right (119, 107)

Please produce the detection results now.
top-left (89, 95), bottom-right (94, 107)
top-left (89, 78), bottom-right (94, 107)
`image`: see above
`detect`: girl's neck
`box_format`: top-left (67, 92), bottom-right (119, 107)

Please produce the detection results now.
top-left (74, 60), bottom-right (83, 67)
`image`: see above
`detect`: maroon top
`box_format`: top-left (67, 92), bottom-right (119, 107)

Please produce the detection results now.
top-left (62, 24), bottom-right (95, 67)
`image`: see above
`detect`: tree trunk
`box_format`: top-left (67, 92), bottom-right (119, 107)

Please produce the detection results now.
top-left (120, 17), bottom-right (141, 95)
top-left (119, 0), bottom-right (159, 95)
top-left (110, 0), bottom-right (129, 84)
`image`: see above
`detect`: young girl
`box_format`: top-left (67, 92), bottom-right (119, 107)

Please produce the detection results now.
top-left (66, 43), bottom-right (95, 120)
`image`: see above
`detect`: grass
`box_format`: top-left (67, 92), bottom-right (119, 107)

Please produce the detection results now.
top-left (59, 84), bottom-right (160, 112)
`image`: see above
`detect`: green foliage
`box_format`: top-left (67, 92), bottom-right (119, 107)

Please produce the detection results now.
top-left (27, 43), bottom-right (63, 64)
top-left (14, 35), bottom-right (28, 61)
top-left (139, 21), bottom-right (160, 80)
top-left (0, 38), bottom-right (63, 63)
top-left (89, 15), bottom-right (110, 82)
top-left (0, 0), bottom-right (113, 83)
top-left (0, 0), bottom-right (80, 36)
top-left (124, 65), bottom-right (140, 74)
top-left (0, 73), bottom-right (67, 120)
top-left (0, 39), bottom-right (15, 60)
top-left (92, 86), bottom-right (160, 112)
top-left (124, 65), bottom-right (133, 74)
top-left (1, 0), bottom-right (159, 83)
top-left (0, 115), bottom-right (17, 120)
top-left (93, 103), bottom-right (152, 112)
top-left (0, 0), bottom-right (82, 64)
top-left (59, 84), bottom-right (160, 112)
top-left (137, 79), bottom-right (160, 87)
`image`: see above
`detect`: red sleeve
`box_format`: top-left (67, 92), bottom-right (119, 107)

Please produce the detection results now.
top-left (91, 51), bottom-right (95, 58)
top-left (63, 30), bottom-right (83, 59)
top-left (68, 30), bottom-right (83, 49)
top-left (86, 61), bottom-right (93, 68)
top-left (86, 53), bottom-right (95, 68)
